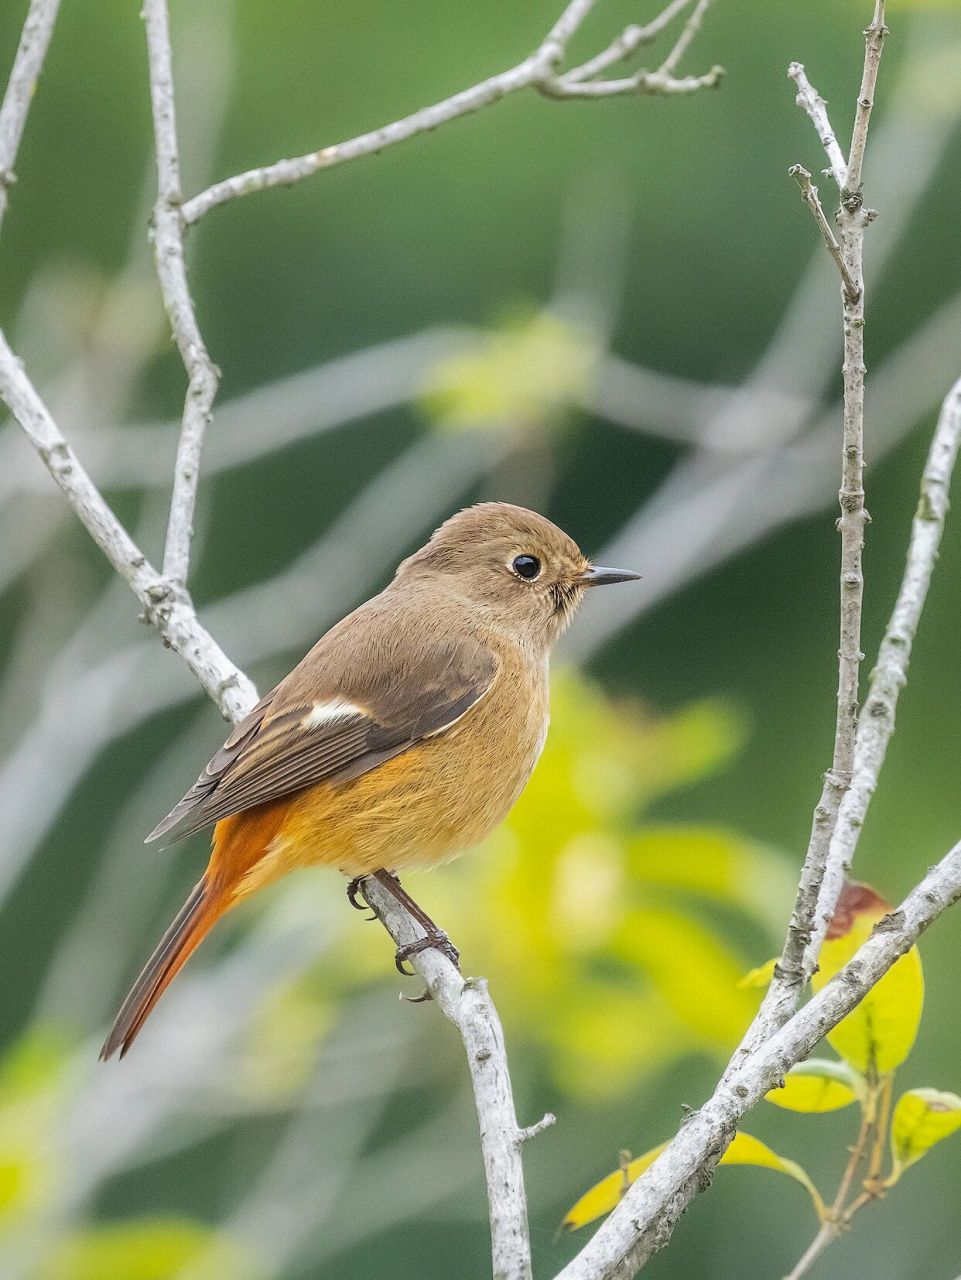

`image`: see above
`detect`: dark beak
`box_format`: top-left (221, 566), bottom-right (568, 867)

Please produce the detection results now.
top-left (577, 565), bottom-right (642, 587)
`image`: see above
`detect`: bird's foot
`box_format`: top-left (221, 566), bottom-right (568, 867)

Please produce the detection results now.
top-left (346, 876), bottom-right (379, 921)
top-left (346, 876), bottom-right (369, 911)
top-left (394, 929), bottom-right (460, 975)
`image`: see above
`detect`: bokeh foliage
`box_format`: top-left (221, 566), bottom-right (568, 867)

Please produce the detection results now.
top-left (3, 0), bottom-right (961, 1277)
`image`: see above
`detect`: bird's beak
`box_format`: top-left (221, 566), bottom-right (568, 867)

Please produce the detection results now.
top-left (576, 565), bottom-right (642, 587)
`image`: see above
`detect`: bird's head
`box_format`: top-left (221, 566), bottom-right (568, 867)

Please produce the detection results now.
top-left (396, 502), bottom-right (640, 650)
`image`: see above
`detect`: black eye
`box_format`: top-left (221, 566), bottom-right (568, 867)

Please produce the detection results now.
top-left (512, 554), bottom-right (541, 580)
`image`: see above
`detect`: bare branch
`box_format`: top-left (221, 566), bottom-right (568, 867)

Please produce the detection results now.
top-left (142, 0), bottom-right (219, 586)
top-left (845, 1), bottom-right (888, 196)
top-left (556, 11), bottom-right (930, 1274)
top-left (359, 875), bottom-right (547, 1280)
top-left (561, 0), bottom-right (694, 84)
top-left (657, 0), bottom-right (714, 77)
top-left (0, 328), bottom-right (475, 498)
top-left (0, 0), bottom-right (61, 238)
top-left (181, 0), bottom-right (721, 225)
top-left (788, 163), bottom-right (859, 302)
top-left (0, 334), bottom-right (256, 722)
top-left (747, 5), bottom-right (888, 1046)
top-left (539, 65), bottom-right (723, 100)
top-left (806, 370), bottom-right (961, 966)
top-left (788, 62), bottom-right (846, 188)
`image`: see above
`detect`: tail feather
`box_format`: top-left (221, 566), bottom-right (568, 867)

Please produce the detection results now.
top-left (100, 878), bottom-right (220, 1060)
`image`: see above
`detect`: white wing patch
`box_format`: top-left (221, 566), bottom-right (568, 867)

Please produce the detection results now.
top-left (301, 698), bottom-right (367, 730)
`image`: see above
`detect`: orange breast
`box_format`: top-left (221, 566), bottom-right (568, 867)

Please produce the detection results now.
top-left (211, 655), bottom-right (549, 901)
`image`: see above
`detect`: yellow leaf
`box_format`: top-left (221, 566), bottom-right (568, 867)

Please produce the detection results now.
top-left (629, 828), bottom-right (794, 935)
top-left (37, 1218), bottom-right (257, 1280)
top-left (812, 882), bottom-right (924, 1077)
top-left (613, 908), bottom-right (758, 1050)
top-left (419, 310), bottom-right (597, 433)
top-left (738, 957), bottom-right (777, 990)
top-left (0, 1147), bottom-right (48, 1224)
top-left (766, 1059), bottom-right (862, 1113)
top-left (561, 1144), bottom-right (667, 1231)
top-left (889, 1088), bottom-right (961, 1181)
top-left (562, 1132), bottom-right (823, 1232)
top-left (719, 1133), bottom-right (825, 1217)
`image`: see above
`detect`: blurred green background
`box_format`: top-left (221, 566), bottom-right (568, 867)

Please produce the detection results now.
top-left (3, 0), bottom-right (961, 1276)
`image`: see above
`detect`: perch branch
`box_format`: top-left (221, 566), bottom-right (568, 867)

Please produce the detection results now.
top-left (361, 876), bottom-right (550, 1280)
top-left (142, 0), bottom-right (219, 586)
top-left (0, 0), bottom-right (61, 238)
top-left (181, 0), bottom-right (721, 225)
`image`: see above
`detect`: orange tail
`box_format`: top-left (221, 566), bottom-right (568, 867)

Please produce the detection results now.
top-left (100, 877), bottom-right (224, 1060)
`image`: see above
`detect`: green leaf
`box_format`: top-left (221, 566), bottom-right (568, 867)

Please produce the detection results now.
top-left (812, 882), bottom-right (924, 1076)
top-left (888, 1088), bottom-right (961, 1182)
top-left (561, 1132), bottom-right (823, 1232)
top-left (766, 1059), bottom-right (862, 1113)
top-left (37, 1218), bottom-right (257, 1280)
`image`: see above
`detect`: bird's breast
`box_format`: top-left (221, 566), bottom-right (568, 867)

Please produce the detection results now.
top-left (266, 654), bottom-right (550, 878)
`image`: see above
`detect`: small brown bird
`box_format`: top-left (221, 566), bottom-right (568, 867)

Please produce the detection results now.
top-left (101, 503), bottom-right (639, 1058)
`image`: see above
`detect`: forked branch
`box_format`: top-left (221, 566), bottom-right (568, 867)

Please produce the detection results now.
top-left (181, 0), bottom-right (721, 224)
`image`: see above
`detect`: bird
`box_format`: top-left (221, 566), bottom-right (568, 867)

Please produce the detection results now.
top-left (100, 502), bottom-right (640, 1059)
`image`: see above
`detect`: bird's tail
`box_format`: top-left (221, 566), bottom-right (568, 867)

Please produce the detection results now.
top-left (100, 877), bottom-right (223, 1060)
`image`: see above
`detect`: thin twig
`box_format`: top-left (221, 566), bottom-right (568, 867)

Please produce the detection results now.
top-left (783, 1223), bottom-right (836, 1280)
top-left (845, 1), bottom-right (888, 198)
top-left (142, 0), bottom-right (220, 587)
top-left (657, 0), bottom-right (714, 77)
top-left (789, 164), bottom-right (860, 303)
top-left (830, 1098), bottom-right (874, 1217)
top-left (788, 62), bottom-right (846, 189)
top-left (793, 7), bottom-right (887, 966)
top-left (0, 0), bottom-right (61, 239)
top-left (181, 0), bottom-right (721, 225)
top-left (561, 0), bottom-right (694, 84)
top-left (739, 13), bottom-right (886, 1055)
top-left (785, 1076), bottom-right (894, 1280)
top-left (539, 65), bottom-right (723, 100)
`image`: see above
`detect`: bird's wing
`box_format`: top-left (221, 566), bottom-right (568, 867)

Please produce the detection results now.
top-left (145, 625), bottom-right (497, 847)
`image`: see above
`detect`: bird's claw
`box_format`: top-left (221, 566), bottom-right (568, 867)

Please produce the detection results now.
top-left (346, 876), bottom-right (369, 911)
top-left (394, 929), bottom-right (460, 974)
top-left (402, 987), bottom-right (433, 1004)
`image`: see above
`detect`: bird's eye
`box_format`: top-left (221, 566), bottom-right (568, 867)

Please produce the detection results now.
top-left (511, 554), bottom-right (541, 580)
